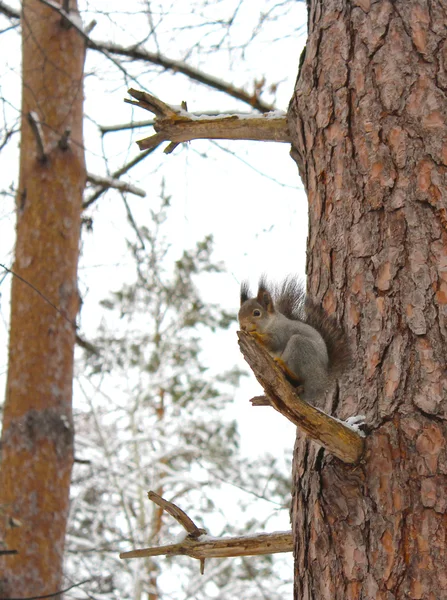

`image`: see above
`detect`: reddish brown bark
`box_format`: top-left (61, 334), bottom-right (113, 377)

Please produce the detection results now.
top-left (288, 1), bottom-right (447, 599)
top-left (0, 0), bottom-right (85, 595)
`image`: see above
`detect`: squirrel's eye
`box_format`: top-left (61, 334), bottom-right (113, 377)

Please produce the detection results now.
top-left (253, 309), bottom-right (261, 317)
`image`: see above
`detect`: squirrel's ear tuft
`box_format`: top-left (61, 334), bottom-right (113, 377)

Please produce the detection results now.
top-left (240, 281), bottom-right (251, 305)
top-left (257, 276), bottom-right (275, 312)
top-left (258, 274), bottom-right (269, 296)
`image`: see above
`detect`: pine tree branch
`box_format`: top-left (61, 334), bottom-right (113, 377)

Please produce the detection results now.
top-left (119, 491), bottom-right (293, 571)
top-left (237, 330), bottom-right (365, 464)
top-left (82, 147), bottom-right (155, 209)
top-left (86, 172), bottom-right (146, 197)
top-left (120, 531), bottom-right (293, 560)
top-left (0, 0), bottom-right (19, 19)
top-left (126, 88), bottom-right (290, 153)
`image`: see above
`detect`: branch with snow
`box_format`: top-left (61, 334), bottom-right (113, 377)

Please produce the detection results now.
top-left (86, 173), bottom-right (146, 197)
top-left (27, 111), bottom-right (47, 162)
top-left (237, 331), bottom-right (365, 465)
top-left (120, 491), bottom-right (293, 574)
top-left (0, 0), bottom-right (19, 19)
top-left (125, 89), bottom-right (291, 154)
top-left (82, 148), bottom-right (154, 209)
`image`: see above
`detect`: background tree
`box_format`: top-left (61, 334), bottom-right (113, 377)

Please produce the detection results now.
top-left (0, 1), bottom-right (314, 598)
top-left (0, 0), bottom-right (85, 595)
top-left (67, 193), bottom-right (292, 599)
top-left (288, 1), bottom-right (447, 598)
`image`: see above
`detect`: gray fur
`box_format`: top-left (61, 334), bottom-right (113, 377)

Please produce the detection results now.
top-left (238, 277), bottom-right (349, 406)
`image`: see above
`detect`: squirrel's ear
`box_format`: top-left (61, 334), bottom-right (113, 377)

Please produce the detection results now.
top-left (257, 278), bottom-right (275, 313)
top-left (240, 281), bottom-right (251, 306)
top-left (262, 291), bottom-right (275, 313)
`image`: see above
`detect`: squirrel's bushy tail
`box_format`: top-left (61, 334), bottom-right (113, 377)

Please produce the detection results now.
top-left (304, 298), bottom-right (351, 376)
top-left (264, 276), bottom-right (351, 377)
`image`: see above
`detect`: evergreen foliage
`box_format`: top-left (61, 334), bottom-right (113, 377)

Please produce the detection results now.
top-left (67, 193), bottom-right (292, 599)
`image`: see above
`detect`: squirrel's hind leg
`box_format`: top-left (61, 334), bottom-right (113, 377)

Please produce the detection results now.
top-left (281, 335), bottom-right (329, 406)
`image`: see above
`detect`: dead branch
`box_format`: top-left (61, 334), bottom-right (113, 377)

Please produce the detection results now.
top-left (82, 147), bottom-right (155, 209)
top-left (250, 395), bottom-right (272, 406)
top-left (100, 119), bottom-right (155, 134)
top-left (120, 531), bottom-right (293, 560)
top-left (120, 491), bottom-right (293, 571)
top-left (6, 2), bottom-right (275, 113)
top-left (126, 89), bottom-right (291, 153)
top-left (0, 0), bottom-right (19, 19)
top-left (100, 43), bottom-right (274, 113)
top-left (86, 172), bottom-right (146, 197)
top-left (237, 331), bottom-right (365, 464)
top-left (147, 491), bottom-right (205, 537)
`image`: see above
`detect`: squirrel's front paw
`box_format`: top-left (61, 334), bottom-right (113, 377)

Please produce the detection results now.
top-left (294, 384), bottom-right (305, 397)
top-left (273, 357), bottom-right (302, 386)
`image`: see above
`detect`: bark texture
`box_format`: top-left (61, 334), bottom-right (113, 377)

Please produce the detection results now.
top-left (288, 1), bottom-right (447, 598)
top-left (0, 0), bottom-right (85, 595)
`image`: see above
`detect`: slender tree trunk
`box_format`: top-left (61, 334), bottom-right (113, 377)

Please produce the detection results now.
top-left (0, 0), bottom-right (85, 595)
top-left (288, 1), bottom-right (447, 598)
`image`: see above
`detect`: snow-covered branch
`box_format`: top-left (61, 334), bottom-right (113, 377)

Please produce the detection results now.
top-left (126, 88), bottom-right (290, 154)
top-left (86, 173), bottom-right (146, 197)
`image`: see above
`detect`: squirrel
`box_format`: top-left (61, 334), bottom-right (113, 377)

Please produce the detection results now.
top-left (238, 277), bottom-right (350, 407)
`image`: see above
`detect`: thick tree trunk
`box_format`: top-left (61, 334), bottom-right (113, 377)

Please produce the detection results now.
top-left (0, 0), bottom-right (85, 595)
top-left (288, 1), bottom-right (447, 599)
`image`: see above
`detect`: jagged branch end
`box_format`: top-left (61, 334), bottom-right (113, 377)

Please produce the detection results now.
top-left (237, 330), bottom-right (365, 465)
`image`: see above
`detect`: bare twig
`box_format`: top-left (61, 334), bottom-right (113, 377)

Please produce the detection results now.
top-left (0, 263), bottom-right (76, 330)
top-left (0, 127), bottom-right (18, 152)
top-left (5, 2), bottom-right (275, 114)
top-left (100, 119), bottom-right (155, 134)
top-left (0, 579), bottom-right (94, 600)
top-left (75, 334), bottom-right (100, 356)
top-left (87, 172), bottom-right (146, 197)
top-left (237, 331), bottom-right (365, 464)
top-left (148, 491), bottom-right (205, 537)
top-left (84, 19), bottom-right (96, 35)
top-left (95, 42), bottom-right (274, 113)
top-left (126, 89), bottom-right (290, 153)
top-left (82, 147), bottom-right (155, 209)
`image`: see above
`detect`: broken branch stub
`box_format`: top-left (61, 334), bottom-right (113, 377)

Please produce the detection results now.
top-left (237, 330), bottom-right (364, 464)
top-left (126, 88), bottom-right (291, 153)
top-left (119, 491), bottom-right (293, 569)
top-left (120, 531), bottom-right (293, 560)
